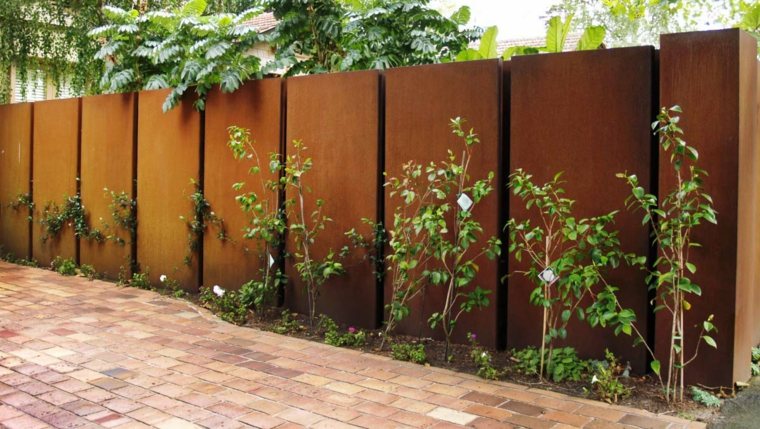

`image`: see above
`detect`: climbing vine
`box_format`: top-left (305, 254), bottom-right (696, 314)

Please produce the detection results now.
top-left (182, 179), bottom-right (227, 266)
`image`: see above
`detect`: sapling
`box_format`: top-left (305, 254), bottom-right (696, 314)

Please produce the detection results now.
top-left (227, 126), bottom-right (287, 316)
top-left (617, 105), bottom-right (718, 403)
top-left (283, 140), bottom-right (345, 326)
top-left (507, 170), bottom-right (631, 380)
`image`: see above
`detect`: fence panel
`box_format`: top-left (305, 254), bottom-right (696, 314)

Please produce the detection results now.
top-left (80, 93), bottom-right (136, 279)
top-left (136, 90), bottom-right (200, 290)
top-left (32, 98), bottom-right (80, 266)
top-left (660, 29), bottom-right (759, 385)
top-left (203, 80), bottom-right (283, 290)
top-left (385, 60), bottom-right (503, 348)
top-left (0, 103), bottom-right (32, 259)
top-left (509, 47), bottom-right (655, 371)
top-left (284, 70), bottom-right (380, 328)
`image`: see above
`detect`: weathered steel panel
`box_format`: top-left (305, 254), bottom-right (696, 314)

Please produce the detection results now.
top-left (32, 98), bottom-right (80, 266)
top-left (756, 61), bottom-right (760, 347)
top-left (659, 29), bottom-right (758, 385)
top-left (509, 48), bottom-right (654, 371)
top-left (203, 80), bottom-right (282, 290)
top-left (385, 60), bottom-right (503, 348)
top-left (136, 90), bottom-right (200, 290)
top-left (0, 103), bottom-right (32, 259)
top-left (285, 71), bottom-right (380, 328)
top-left (80, 93), bottom-right (136, 279)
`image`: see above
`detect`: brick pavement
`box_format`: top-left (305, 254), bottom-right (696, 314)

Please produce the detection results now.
top-left (0, 261), bottom-right (704, 428)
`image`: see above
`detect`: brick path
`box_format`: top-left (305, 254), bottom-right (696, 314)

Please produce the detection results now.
top-left (0, 261), bottom-right (703, 429)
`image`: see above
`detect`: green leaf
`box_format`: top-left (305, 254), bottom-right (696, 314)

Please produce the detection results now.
top-left (576, 26), bottom-right (605, 51)
top-left (685, 262), bottom-right (697, 274)
top-left (545, 15), bottom-right (573, 53)
top-left (477, 26), bottom-right (499, 59)
top-left (650, 359), bottom-right (661, 375)
top-left (455, 48), bottom-right (483, 62)
top-left (703, 335), bottom-right (717, 348)
top-left (181, 0), bottom-right (207, 17)
top-left (450, 6), bottom-right (471, 25)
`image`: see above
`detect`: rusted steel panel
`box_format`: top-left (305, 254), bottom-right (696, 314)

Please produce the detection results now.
top-left (659, 29), bottom-right (758, 385)
top-left (80, 93), bottom-right (136, 279)
top-left (203, 80), bottom-right (282, 290)
top-left (0, 103), bottom-right (32, 259)
top-left (32, 98), bottom-right (80, 266)
top-left (756, 61), bottom-right (760, 347)
top-left (509, 48), bottom-right (654, 372)
top-left (285, 71), bottom-right (380, 328)
top-left (136, 90), bottom-right (200, 290)
top-left (385, 60), bottom-right (503, 348)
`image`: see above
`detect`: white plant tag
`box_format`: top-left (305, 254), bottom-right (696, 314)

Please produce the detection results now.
top-left (457, 193), bottom-right (473, 212)
top-left (268, 254), bottom-right (275, 268)
top-left (539, 268), bottom-right (557, 283)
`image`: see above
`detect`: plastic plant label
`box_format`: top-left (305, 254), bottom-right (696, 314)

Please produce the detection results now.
top-left (269, 254), bottom-right (275, 268)
top-left (457, 193), bottom-right (474, 212)
top-left (539, 268), bottom-right (557, 283)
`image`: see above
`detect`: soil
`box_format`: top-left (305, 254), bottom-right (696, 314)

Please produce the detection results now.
top-left (235, 308), bottom-right (725, 425)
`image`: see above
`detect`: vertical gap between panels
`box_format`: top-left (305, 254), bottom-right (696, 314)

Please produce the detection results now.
top-left (375, 71), bottom-right (386, 329)
top-left (76, 98), bottom-right (83, 265)
top-left (131, 93), bottom-right (139, 276)
top-left (276, 79), bottom-right (288, 307)
top-left (198, 108), bottom-right (206, 290)
top-left (497, 60), bottom-right (509, 351)
top-left (28, 103), bottom-right (35, 260)
top-left (646, 49), bottom-right (661, 360)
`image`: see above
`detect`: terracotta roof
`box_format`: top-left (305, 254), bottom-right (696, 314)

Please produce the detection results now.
top-left (476, 33), bottom-right (583, 54)
top-left (244, 12), bottom-right (277, 32)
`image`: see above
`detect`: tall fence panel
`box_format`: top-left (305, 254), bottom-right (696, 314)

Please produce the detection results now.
top-left (136, 90), bottom-right (201, 289)
top-left (284, 71), bottom-right (380, 328)
top-left (660, 29), bottom-right (759, 386)
top-left (385, 60), bottom-right (503, 348)
top-left (0, 103), bottom-right (32, 259)
top-left (509, 47), bottom-right (655, 372)
top-left (80, 93), bottom-right (136, 279)
top-left (32, 98), bottom-right (80, 266)
top-left (203, 80), bottom-right (282, 290)
top-left (756, 61), bottom-right (760, 347)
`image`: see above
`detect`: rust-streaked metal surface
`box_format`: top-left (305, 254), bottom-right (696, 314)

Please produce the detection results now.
top-left (203, 80), bottom-right (282, 289)
top-left (510, 48), bottom-right (654, 371)
top-left (659, 29), bottom-right (758, 386)
top-left (32, 98), bottom-right (80, 266)
top-left (385, 60), bottom-right (503, 348)
top-left (80, 93), bottom-right (136, 279)
top-left (0, 103), bottom-right (32, 259)
top-left (756, 61), bottom-right (760, 347)
top-left (285, 71), bottom-right (380, 328)
top-left (136, 90), bottom-right (200, 290)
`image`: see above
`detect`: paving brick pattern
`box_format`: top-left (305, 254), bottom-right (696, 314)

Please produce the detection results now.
top-left (0, 262), bottom-right (704, 428)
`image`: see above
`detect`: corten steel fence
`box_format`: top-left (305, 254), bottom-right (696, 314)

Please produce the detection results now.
top-left (0, 29), bottom-right (757, 386)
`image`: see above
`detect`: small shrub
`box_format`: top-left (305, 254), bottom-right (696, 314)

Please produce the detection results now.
top-left (751, 346), bottom-right (759, 376)
top-left (391, 343), bottom-right (427, 364)
top-left (159, 275), bottom-right (186, 298)
top-left (468, 333), bottom-right (499, 380)
top-left (273, 310), bottom-right (302, 335)
top-left (320, 315), bottom-right (366, 348)
top-left (588, 350), bottom-right (631, 403)
top-left (78, 264), bottom-right (97, 280)
top-left (199, 285), bottom-right (248, 325)
top-left (690, 386), bottom-right (722, 408)
top-left (129, 272), bottom-right (152, 290)
top-left (51, 257), bottom-right (77, 276)
top-left (511, 346), bottom-right (590, 383)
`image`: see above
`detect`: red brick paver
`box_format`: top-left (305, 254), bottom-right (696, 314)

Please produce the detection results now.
top-left (0, 262), bottom-right (704, 428)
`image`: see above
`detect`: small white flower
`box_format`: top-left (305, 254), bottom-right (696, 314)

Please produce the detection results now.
top-left (159, 274), bottom-right (167, 282)
top-left (591, 375), bottom-right (599, 384)
top-left (213, 285), bottom-right (225, 297)
top-left (481, 352), bottom-right (488, 358)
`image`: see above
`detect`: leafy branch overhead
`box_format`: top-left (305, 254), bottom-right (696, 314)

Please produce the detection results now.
top-left (266, 0), bottom-right (481, 76)
top-left (90, 0), bottom-right (265, 111)
top-left (456, 15), bottom-right (606, 62)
